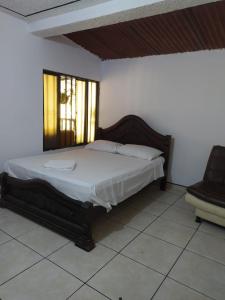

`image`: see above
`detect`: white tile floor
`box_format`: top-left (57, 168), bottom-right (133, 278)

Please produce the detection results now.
top-left (0, 183), bottom-right (224, 299)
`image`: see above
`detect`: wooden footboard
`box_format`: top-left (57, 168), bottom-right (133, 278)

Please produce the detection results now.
top-left (0, 172), bottom-right (105, 251)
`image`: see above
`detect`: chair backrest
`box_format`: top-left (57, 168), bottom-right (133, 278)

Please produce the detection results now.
top-left (204, 145), bottom-right (225, 185)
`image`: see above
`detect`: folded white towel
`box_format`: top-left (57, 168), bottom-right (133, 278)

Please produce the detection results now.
top-left (44, 160), bottom-right (76, 171)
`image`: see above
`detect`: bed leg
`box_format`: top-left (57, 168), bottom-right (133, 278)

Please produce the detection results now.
top-left (75, 236), bottom-right (95, 252)
top-left (0, 200), bottom-right (6, 208)
top-left (0, 172), bottom-right (8, 208)
top-left (74, 222), bottom-right (95, 252)
top-left (160, 177), bottom-right (167, 191)
top-left (195, 216), bottom-right (202, 223)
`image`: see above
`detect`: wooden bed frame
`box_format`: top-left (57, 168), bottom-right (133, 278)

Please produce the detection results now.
top-left (0, 115), bottom-right (171, 251)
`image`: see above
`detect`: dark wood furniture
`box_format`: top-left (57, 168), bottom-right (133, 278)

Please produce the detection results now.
top-left (0, 115), bottom-right (171, 251)
top-left (187, 145), bottom-right (225, 224)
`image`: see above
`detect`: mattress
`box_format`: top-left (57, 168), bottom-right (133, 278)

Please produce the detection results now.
top-left (4, 148), bottom-right (164, 211)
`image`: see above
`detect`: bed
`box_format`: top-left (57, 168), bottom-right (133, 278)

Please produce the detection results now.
top-left (0, 115), bottom-right (171, 251)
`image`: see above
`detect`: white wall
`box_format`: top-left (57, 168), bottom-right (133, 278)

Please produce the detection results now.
top-left (2, 9), bottom-right (225, 187)
top-left (100, 50), bottom-right (225, 186)
top-left (0, 11), bottom-right (101, 170)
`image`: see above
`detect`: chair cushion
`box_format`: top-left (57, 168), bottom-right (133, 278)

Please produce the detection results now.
top-left (204, 145), bottom-right (225, 185)
top-left (187, 181), bottom-right (225, 209)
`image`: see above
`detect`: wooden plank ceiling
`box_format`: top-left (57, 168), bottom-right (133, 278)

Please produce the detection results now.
top-left (66, 1), bottom-right (225, 60)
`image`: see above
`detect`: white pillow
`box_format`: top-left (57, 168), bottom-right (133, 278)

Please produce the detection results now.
top-left (85, 140), bottom-right (122, 153)
top-left (117, 144), bottom-right (163, 160)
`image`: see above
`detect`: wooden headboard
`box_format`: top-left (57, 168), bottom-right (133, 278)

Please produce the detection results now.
top-left (96, 115), bottom-right (172, 187)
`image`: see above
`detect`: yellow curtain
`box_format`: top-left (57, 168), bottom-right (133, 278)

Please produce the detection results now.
top-left (87, 82), bottom-right (97, 143)
top-left (43, 73), bottom-right (98, 149)
top-left (75, 80), bottom-right (86, 144)
top-left (43, 74), bottom-right (58, 149)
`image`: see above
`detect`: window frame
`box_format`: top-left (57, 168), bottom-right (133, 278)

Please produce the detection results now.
top-left (43, 69), bottom-right (100, 151)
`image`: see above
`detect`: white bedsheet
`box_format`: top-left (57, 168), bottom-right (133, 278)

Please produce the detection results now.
top-left (4, 148), bottom-right (164, 211)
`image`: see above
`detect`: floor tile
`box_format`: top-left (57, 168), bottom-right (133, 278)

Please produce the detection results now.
top-left (0, 208), bottom-right (7, 214)
top-left (187, 231), bottom-right (225, 264)
top-left (157, 192), bottom-right (181, 205)
top-left (0, 230), bottom-right (12, 245)
top-left (143, 183), bottom-right (161, 194)
top-left (0, 209), bottom-right (39, 237)
top-left (127, 189), bottom-right (170, 213)
top-left (174, 196), bottom-right (195, 212)
top-left (110, 206), bottom-right (157, 231)
top-left (167, 184), bottom-right (186, 196)
top-left (69, 285), bottom-right (108, 300)
top-left (153, 278), bottom-right (211, 300)
top-left (169, 250), bottom-right (225, 300)
top-left (144, 218), bottom-right (195, 248)
top-left (198, 221), bottom-right (225, 239)
top-left (139, 189), bottom-right (165, 202)
top-left (0, 259), bottom-right (82, 300)
top-left (89, 254), bottom-right (164, 300)
top-left (49, 242), bottom-right (116, 281)
top-left (93, 220), bottom-right (139, 251)
top-left (17, 226), bottom-right (69, 256)
top-left (122, 233), bottom-right (182, 274)
top-left (0, 240), bottom-right (42, 285)
top-left (140, 200), bottom-right (170, 216)
top-left (161, 206), bottom-right (198, 228)
top-left (125, 192), bottom-right (161, 210)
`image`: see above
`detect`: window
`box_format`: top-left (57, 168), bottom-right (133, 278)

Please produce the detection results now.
top-left (43, 70), bottom-right (99, 151)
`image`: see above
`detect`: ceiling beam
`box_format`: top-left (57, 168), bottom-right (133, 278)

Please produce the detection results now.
top-left (28, 0), bottom-right (220, 37)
